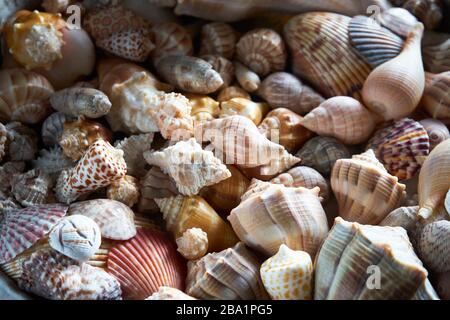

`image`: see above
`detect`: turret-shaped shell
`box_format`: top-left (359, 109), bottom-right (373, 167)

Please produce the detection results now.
top-left (151, 21), bottom-right (193, 63)
top-left (146, 287), bottom-right (196, 300)
top-left (10, 169), bottom-right (52, 207)
top-left (260, 245), bottom-right (313, 300)
top-left (217, 86), bottom-right (251, 102)
top-left (417, 220), bottom-right (450, 274)
top-left (201, 55), bottom-right (234, 88)
top-left (420, 118), bottom-right (450, 151)
top-left (0, 68), bottom-right (53, 124)
top-left (236, 28), bottom-right (286, 76)
top-left (176, 227), bottom-right (208, 260)
top-left (331, 150), bottom-right (407, 225)
top-left (199, 22), bottom-right (236, 59)
top-left (55, 139), bottom-right (127, 204)
top-left (234, 61), bottom-right (261, 93)
top-left (421, 71), bottom-right (450, 119)
top-left (229, 184), bottom-right (329, 257)
top-left (300, 97), bottom-right (376, 145)
top-left (367, 118), bottom-right (430, 180)
top-left (114, 133), bottom-right (154, 177)
top-left (362, 23), bottom-right (425, 121)
top-left (220, 98), bottom-right (269, 126)
top-left (50, 88), bottom-right (112, 118)
top-left (186, 242), bottom-right (269, 300)
top-left (392, 0), bottom-right (443, 30)
top-left (315, 217), bottom-right (432, 300)
top-left (186, 93), bottom-right (220, 122)
top-left (5, 122), bottom-right (38, 161)
top-left (144, 138), bottom-right (231, 196)
top-left (41, 112), bottom-right (75, 146)
top-left (106, 175), bottom-right (140, 208)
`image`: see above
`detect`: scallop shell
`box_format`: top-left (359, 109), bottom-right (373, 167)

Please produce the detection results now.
top-left (5, 122), bottom-right (38, 162)
top-left (419, 118), bottom-right (450, 150)
top-left (32, 147), bottom-right (74, 182)
top-left (366, 118), bottom-right (430, 180)
top-left (151, 21), bottom-right (193, 64)
top-left (41, 112), bottom-right (75, 146)
top-left (217, 86), bottom-right (251, 103)
top-left (106, 175), bottom-right (140, 208)
top-left (421, 71), bottom-right (450, 119)
top-left (186, 93), bottom-right (220, 122)
top-left (146, 286), bottom-right (196, 300)
top-left (201, 55), bottom-right (234, 88)
top-left (284, 12), bottom-right (372, 100)
top-left (0, 123), bottom-right (7, 162)
top-left (220, 98), bottom-right (269, 126)
top-left (176, 227), bottom-right (208, 260)
top-left (392, 0), bottom-right (443, 30)
top-left (331, 150), bottom-right (407, 225)
top-left (417, 220), bottom-right (450, 274)
top-left (106, 227), bottom-right (186, 300)
top-left (68, 199), bottom-right (136, 241)
top-left (234, 61), bottom-right (261, 93)
top-left (199, 22), bottom-right (236, 59)
top-left (296, 136), bottom-right (351, 175)
top-left (10, 169), bottom-right (52, 207)
top-left (114, 133), bottom-right (154, 177)
top-left (260, 244), bottom-right (313, 300)
top-left (186, 242), bottom-right (269, 300)
top-left (229, 184), bottom-right (329, 257)
top-left (0, 68), bottom-right (53, 124)
top-left (0, 203), bottom-right (68, 264)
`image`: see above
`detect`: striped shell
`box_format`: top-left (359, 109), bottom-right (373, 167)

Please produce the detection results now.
top-left (418, 220), bottom-right (450, 274)
top-left (199, 22), bottom-right (236, 59)
top-left (10, 169), bottom-right (52, 207)
top-left (151, 22), bottom-right (193, 63)
top-left (421, 71), bottom-right (450, 119)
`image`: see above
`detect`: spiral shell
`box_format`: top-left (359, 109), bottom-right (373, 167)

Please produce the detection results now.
top-left (199, 22), bottom-right (236, 59)
top-left (234, 61), bottom-right (261, 93)
top-left (186, 93), bottom-right (220, 122)
top-left (10, 169), bottom-right (52, 207)
top-left (5, 122), bottom-right (38, 162)
top-left (201, 55), bottom-right (234, 88)
top-left (146, 287), bottom-right (196, 300)
top-left (151, 21), bottom-right (193, 63)
top-left (217, 86), bottom-right (250, 102)
top-left (176, 227), bottom-right (208, 260)
top-left (41, 112), bottom-right (75, 146)
top-left (421, 71), bottom-right (450, 120)
top-left (420, 118), bottom-right (450, 150)
top-left (423, 36), bottom-right (450, 74)
top-left (220, 98), bottom-right (269, 126)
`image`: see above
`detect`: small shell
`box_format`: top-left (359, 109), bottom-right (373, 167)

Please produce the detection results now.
top-left (421, 71), bottom-right (450, 119)
top-left (220, 98), bottom-right (269, 126)
top-left (146, 287), bottom-right (196, 300)
top-left (236, 28), bottom-right (286, 76)
top-left (0, 161), bottom-right (26, 194)
top-left (5, 122), bottom-right (38, 161)
top-left (186, 93), bottom-right (220, 122)
top-left (380, 206), bottom-right (420, 241)
top-left (417, 220), bottom-right (450, 273)
top-left (201, 55), bottom-right (234, 88)
top-left (114, 133), bottom-right (154, 177)
top-left (234, 61), bottom-right (261, 92)
top-left (300, 96), bottom-right (376, 145)
top-left (261, 245), bottom-right (313, 300)
top-left (199, 22), bottom-right (236, 59)
top-left (423, 37), bottom-right (450, 74)
top-left (296, 136), bottom-right (351, 175)
top-left (186, 242), bottom-right (269, 300)
top-left (419, 118), bottom-right (450, 150)
top-left (50, 88), bottom-right (112, 119)
top-left (217, 86), bottom-right (251, 103)
top-left (176, 227), bottom-right (208, 260)
top-left (11, 169), bottom-right (52, 207)
top-left (151, 21), bottom-right (193, 64)
top-left (32, 147), bottom-right (74, 182)
top-left (68, 199), bottom-right (136, 240)
top-left (257, 72), bottom-right (325, 115)
top-left (0, 123), bottom-right (7, 162)
top-left (392, 0), bottom-right (443, 30)
top-left (106, 175), bottom-right (140, 208)
top-left (41, 112), bottom-right (75, 146)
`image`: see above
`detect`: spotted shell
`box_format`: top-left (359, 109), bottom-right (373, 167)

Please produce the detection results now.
top-left (151, 21), bottom-right (193, 63)
top-left (106, 175), bottom-right (140, 208)
top-left (176, 227), bottom-right (208, 260)
top-left (10, 169), bottom-right (52, 207)
top-left (199, 22), bottom-right (236, 59)
top-left (41, 112), bottom-right (75, 146)
top-left (420, 118), bottom-right (450, 150)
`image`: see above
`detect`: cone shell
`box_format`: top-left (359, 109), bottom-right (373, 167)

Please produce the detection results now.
top-left (331, 150), bottom-right (407, 225)
top-left (151, 21), bottom-right (193, 63)
top-left (10, 169), bottom-right (52, 207)
top-left (106, 175), bottom-right (140, 208)
top-left (217, 86), bottom-right (251, 103)
top-left (186, 242), bottom-right (269, 300)
top-left (114, 133), bottom-right (154, 177)
top-left (176, 227), bottom-right (208, 260)
top-left (315, 217), bottom-right (430, 300)
top-left (418, 220), bottom-right (450, 274)
top-left (220, 98), bottom-right (269, 126)
top-left (284, 13), bottom-right (372, 100)
top-left (366, 118), bottom-right (430, 180)
top-left (199, 22), bottom-right (236, 59)
top-left (41, 112), bottom-right (75, 146)
top-left (421, 71), bottom-right (450, 119)
top-left (234, 61), bottom-right (261, 93)
top-left (260, 244), bottom-right (313, 300)
top-left (186, 93), bottom-right (220, 122)
top-left (0, 204), bottom-right (68, 264)
top-left (106, 227), bottom-right (186, 300)
top-left (146, 286), bottom-right (196, 300)
top-left (228, 184), bottom-right (329, 257)
top-left (420, 118), bottom-right (450, 150)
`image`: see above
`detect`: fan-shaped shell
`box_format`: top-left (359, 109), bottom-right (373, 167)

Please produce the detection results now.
top-left (11, 169), bottom-right (52, 207)
top-left (151, 21), bottom-right (193, 63)
top-left (421, 71), bottom-right (450, 119)
top-left (176, 227), bottom-right (208, 260)
top-left (220, 98), bottom-right (269, 126)
top-left (199, 22), bottom-right (236, 59)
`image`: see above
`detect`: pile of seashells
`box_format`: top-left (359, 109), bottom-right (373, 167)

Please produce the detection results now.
top-left (0, 0), bottom-right (449, 300)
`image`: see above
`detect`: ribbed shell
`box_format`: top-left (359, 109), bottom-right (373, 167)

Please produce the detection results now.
top-left (421, 71), bottom-right (450, 119)
top-left (41, 112), bottom-right (75, 146)
top-left (199, 22), bottom-right (236, 59)
top-left (106, 175), bottom-right (140, 208)
top-left (151, 21), bottom-right (193, 63)
top-left (380, 206), bottom-right (419, 239)
top-left (106, 227), bottom-right (186, 300)
top-left (10, 169), bottom-right (52, 207)
top-left (201, 55), bottom-right (235, 88)
top-left (114, 133), bottom-right (154, 177)
top-left (418, 220), bottom-right (450, 273)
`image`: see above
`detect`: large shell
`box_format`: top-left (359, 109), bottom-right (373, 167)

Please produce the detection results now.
top-left (186, 242), bottom-right (269, 300)
top-left (176, 227), bottom-right (208, 260)
top-left (392, 0), bottom-right (443, 30)
top-left (331, 149), bottom-right (407, 225)
top-left (234, 61), bottom-right (261, 93)
top-left (0, 204), bottom-right (68, 264)
top-left (114, 133), bottom-right (154, 177)
top-left (10, 169), bottom-right (52, 207)
top-left (106, 175), bottom-right (140, 208)
top-left (314, 217), bottom-right (433, 300)
top-left (284, 13), bottom-right (372, 100)
top-left (260, 244), bottom-right (313, 300)
top-left (201, 55), bottom-right (234, 88)
top-left (420, 118), bottom-right (450, 150)
top-left (5, 122), bottom-right (38, 161)
top-left (106, 227), bottom-right (186, 300)
top-left (0, 68), bottom-right (53, 124)
top-left (417, 220), bottom-right (450, 274)
top-left (41, 112), bottom-right (75, 146)
top-left (421, 71), bottom-right (450, 120)
top-left (228, 184), bottom-right (329, 257)
top-left (366, 118), bottom-right (430, 180)
top-left (146, 286), bottom-right (196, 300)
top-left (151, 21), bottom-right (193, 64)
top-left (68, 199), bottom-right (136, 241)
top-left (199, 22), bottom-right (236, 59)
top-left (220, 98), bottom-right (269, 126)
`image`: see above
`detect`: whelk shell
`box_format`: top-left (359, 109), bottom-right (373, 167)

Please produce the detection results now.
top-left (199, 22), bottom-right (236, 59)
top-left (220, 98), bottom-right (269, 126)
top-left (176, 227), bottom-right (208, 260)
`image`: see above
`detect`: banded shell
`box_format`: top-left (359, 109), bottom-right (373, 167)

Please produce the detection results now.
top-left (234, 61), bottom-right (261, 93)
top-left (106, 227), bottom-right (186, 300)
top-left (10, 169), bottom-right (52, 207)
top-left (421, 71), bottom-right (450, 119)
top-left (106, 175), bottom-right (140, 208)
top-left (260, 245), bottom-right (313, 300)
top-left (186, 242), bottom-right (269, 300)
top-left (417, 220), bottom-right (450, 274)
top-left (201, 55), bottom-right (234, 88)
top-left (199, 22), bottom-right (236, 59)
top-left (366, 118), bottom-right (430, 180)
top-left (68, 199), bottom-right (136, 240)
top-left (186, 93), bottom-right (220, 122)
top-left (220, 98), bottom-right (269, 126)
top-left (176, 227), bottom-right (208, 260)
top-left (419, 118), bottom-right (450, 150)
top-left (0, 204), bottom-right (68, 264)
top-left (146, 286), bottom-right (196, 300)
top-left (5, 122), bottom-right (38, 161)
top-left (41, 112), bottom-right (75, 146)
top-left (151, 21), bottom-right (193, 63)
top-left (217, 86), bottom-right (251, 103)
top-left (392, 0), bottom-right (443, 30)
top-left (331, 150), bottom-right (407, 225)
top-left (114, 133), bottom-right (154, 177)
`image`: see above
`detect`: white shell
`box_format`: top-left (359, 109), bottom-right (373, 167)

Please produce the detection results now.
top-left (176, 227), bottom-right (209, 260)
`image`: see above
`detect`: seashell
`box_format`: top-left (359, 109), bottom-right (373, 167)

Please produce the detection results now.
top-left (186, 242), bottom-right (269, 300)
top-left (68, 199), bottom-right (136, 240)
top-left (362, 23), bottom-right (425, 121)
top-left (380, 206), bottom-right (420, 241)
top-left (284, 13), bottom-right (372, 101)
top-left (258, 107), bottom-right (313, 153)
top-left (234, 61), bottom-right (261, 93)
top-left (0, 267), bottom-right (33, 300)
top-left (0, 203), bottom-right (68, 264)
top-left (300, 96), bottom-right (376, 145)
top-left (418, 139), bottom-right (450, 219)
top-left (10, 169), bottom-right (52, 207)
top-left (366, 118), bottom-right (430, 180)
top-left (392, 0), bottom-right (443, 30)
top-left (0, 68), bottom-right (53, 124)
top-left (377, 7), bottom-right (418, 37)
top-left (144, 138), bottom-right (231, 196)
top-left (114, 133), bottom-right (154, 177)
top-left (50, 88), bottom-right (112, 119)
top-left (348, 15), bottom-right (404, 68)
top-left (106, 175), bottom-right (140, 208)
top-left (217, 86), bottom-right (251, 103)
top-left (446, 189), bottom-right (450, 214)
top-left (0, 0), bottom-right (42, 28)
top-left (185, 93), bottom-right (220, 122)
top-left (257, 72), bottom-right (325, 115)
top-left (201, 55), bottom-right (234, 88)
top-left (236, 28), bottom-right (286, 76)
top-left (156, 55), bottom-right (224, 94)
top-left (5, 122), bottom-right (38, 161)
top-left (0, 123), bottom-right (7, 162)
top-left (199, 22), bottom-right (236, 59)
top-left (220, 98), bottom-right (269, 126)
top-left (176, 227), bottom-right (208, 260)
top-left (271, 166), bottom-right (330, 202)
top-left (435, 272), bottom-right (450, 300)
top-left (417, 220), bottom-right (450, 274)
top-left (146, 286), bottom-right (196, 300)
top-left (41, 112), bottom-right (75, 146)
top-left (18, 249), bottom-right (121, 300)
top-left (107, 227), bottom-right (186, 300)
top-left (229, 184), bottom-right (328, 257)
top-left (0, 161), bottom-right (26, 194)
top-left (423, 37), bottom-right (450, 74)
top-left (49, 214), bottom-right (101, 262)
top-left (42, 0), bottom-right (74, 13)
top-left (315, 217), bottom-right (431, 300)
top-left (260, 244), bottom-right (313, 300)
top-left (421, 71), bottom-right (450, 119)
top-left (199, 165), bottom-right (250, 215)
top-left (151, 21), bottom-right (193, 64)
top-left (155, 195), bottom-right (239, 252)
top-left (32, 147), bottom-right (74, 182)
top-left (419, 118), bottom-right (450, 150)
top-left (55, 139), bottom-right (127, 204)
top-left (331, 149), bottom-right (407, 225)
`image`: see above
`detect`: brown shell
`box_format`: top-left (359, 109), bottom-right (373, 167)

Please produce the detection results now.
top-left (5, 122), bottom-right (38, 162)
top-left (201, 55), bottom-right (234, 88)
top-left (391, 0), bottom-right (443, 30)
top-left (421, 72), bottom-right (450, 119)
top-left (199, 22), bottom-right (237, 59)
top-left (217, 86), bottom-right (251, 102)
top-left (151, 22), bottom-right (193, 63)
